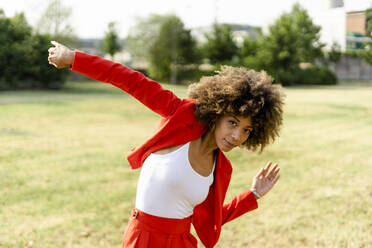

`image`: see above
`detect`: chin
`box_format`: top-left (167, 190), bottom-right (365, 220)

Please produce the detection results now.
top-left (218, 143), bottom-right (235, 152)
top-left (218, 139), bottom-right (236, 152)
top-left (225, 147), bottom-right (235, 152)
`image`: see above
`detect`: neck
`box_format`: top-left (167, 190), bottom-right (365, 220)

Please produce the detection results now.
top-left (198, 129), bottom-right (218, 156)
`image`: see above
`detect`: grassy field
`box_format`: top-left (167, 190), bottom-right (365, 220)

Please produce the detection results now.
top-left (1, 81), bottom-right (372, 248)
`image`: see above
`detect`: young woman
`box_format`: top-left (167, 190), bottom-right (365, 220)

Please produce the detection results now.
top-left (48, 41), bottom-right (284, 248)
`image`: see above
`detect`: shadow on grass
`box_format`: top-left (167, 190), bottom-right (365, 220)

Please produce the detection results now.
top-left (285, 81), bottom-right (372, 90)
top-left (60, 81), bottom-right (126, 95)
top-left (0, 81), bottom-right (126, 96)
top-left (0, 81), bottom-right (129, 105)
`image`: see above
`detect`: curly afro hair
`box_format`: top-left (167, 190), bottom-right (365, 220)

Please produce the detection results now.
top-left (188, 66), bottom-right (285, 152)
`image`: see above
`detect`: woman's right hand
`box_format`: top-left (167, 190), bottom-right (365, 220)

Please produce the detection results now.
top-left (48, 41), bottom-right (75, 69)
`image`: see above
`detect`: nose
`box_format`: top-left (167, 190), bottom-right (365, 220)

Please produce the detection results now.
top-left (231, 129), bottom-right (241, 142)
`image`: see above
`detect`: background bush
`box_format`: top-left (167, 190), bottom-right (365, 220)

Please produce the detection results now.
top-left (293, 66), bottom-right (338, 85)
top-left (0, 10), bottom-right (68, 90)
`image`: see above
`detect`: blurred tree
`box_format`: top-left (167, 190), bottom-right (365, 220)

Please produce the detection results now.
top-left (126, 14), bottom-right (169, 63)
top-left (18, 33), bottom-right (68, 89)
top-left (366, 8), bottom-right (372, 37)
top-left (240, 36), bottom-right (259, 58)
top-left (202, 23), bottom-right (238, 65)
top-left (148, 15), bottom-right (200, 83)
top-left (292, 4), bottom-right (324, 63)
top-left (0, 9), bottom-right (9, 69)
top-left (239, 35), bottom-right (260, 70)
top-left (327, 41), bottom-right (342, 64)
top-left (9, 12), bottom-right (32, 41)
top-left (0, 9), bottom-right (68, 90)
top-left (103, 22), bottom-right (121, 60)
top-left (0, 11), bottom-right (29, 87)
top-left (0, 11), bottom-right (33, 88)
top-left (256, 3), bottom-right (325, 85)
top-left (36, 0), bottom-right (77, 46)
top-left (362, 43), bottom-right (372, 66)
top-left (363, 9), bottom-right (372, 69)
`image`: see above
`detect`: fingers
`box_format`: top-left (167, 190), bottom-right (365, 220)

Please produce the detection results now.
top-left (48, 56), bottom-right (53, 63)
top-left (255, 161), bottom-right (274, 179)
top-left (265, 161), bottom-right (272, 170)
top-left (273, 166), bottom-right (280, 177)
top-left (48, 54), bottom-right (56, 61)
top-left (255, 167), bottom-right (264, 178)
top-left (48, 41), bottom-right (64, 68)
top-left (272, 174), bottom-right (280, 185)
top-left (51, 40), bottom-right (60, 47)
top-left (267, 164), bottom-right (279, 178)
top-left (48, 55), bottom-right (58, 68)
top-left (261, 161), bottom-right (272, 178)
top-left (48, 47), bottom-right (55, 56)
top-left (255, 162), bottom-right (281, 182)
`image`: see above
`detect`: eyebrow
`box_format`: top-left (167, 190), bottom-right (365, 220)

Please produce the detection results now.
top-left (231, 115), bottom-right (254, 128)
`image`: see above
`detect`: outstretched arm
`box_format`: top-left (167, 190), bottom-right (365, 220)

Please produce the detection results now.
top-left (48, 41), bottom-right (182, 118)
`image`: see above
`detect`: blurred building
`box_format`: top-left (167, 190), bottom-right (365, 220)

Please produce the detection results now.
top-left (70, 38), bottom-right (132, 80)
top-left (328, 0), bottom-right (344, 8)
top-left (347, 10), bottom-right (366, 35)
top-left (312, 5), bottom-right (372, 51)
top-left (315, 7), bottom-right (347, 50)
top-left (78, 38), bottom-right (104, 56)
top-left (77, 38), bottom-right (131, 64)
top-left (345, 10), bottom-right (372, 50)
top-left (321, 2), bottom-right (372, 81)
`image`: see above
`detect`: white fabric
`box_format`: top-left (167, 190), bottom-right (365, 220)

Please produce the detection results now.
top-left (135, 142), bottom-right (215, 219)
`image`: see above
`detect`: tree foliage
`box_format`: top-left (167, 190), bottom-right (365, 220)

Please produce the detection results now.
top-left (0, 9), bottom-right (68, 90)
top-left (239, 35), bottom-right (260, 70)
top-left (103, 22), bottom-right (121, 60)
top-left (240, 36), bottom-right (259, 58)
top-left (126, 14), bottom-right (170, 63)
top-left (124, 4), bottom-right (333, 85)
top-left (148, 15), bottom-right (200, 83)
top-left (327, 42), bottom-right (342, 63)
top-left (202, 23), bottom-right (239, 65)
top-left (363, 9), bottom-right (372, 66)
top-left (255, 3), bottom-right (325, 85)
top-left (362, 43), bottom-right (372, 65)
top-left (366, 8), bottom-right (372, 37)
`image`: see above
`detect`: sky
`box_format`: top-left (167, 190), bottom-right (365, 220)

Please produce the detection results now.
top-left (1, 0), bottom-right (371, 39)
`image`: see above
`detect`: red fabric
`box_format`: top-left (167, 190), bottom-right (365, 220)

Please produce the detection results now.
top-left (71, 50), bottom-right (258, 248)
top-left (122, 209), bottom-right (197, 248)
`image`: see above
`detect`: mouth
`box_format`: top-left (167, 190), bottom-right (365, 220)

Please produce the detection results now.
top-left (224, 139), bottom-right (235, 148)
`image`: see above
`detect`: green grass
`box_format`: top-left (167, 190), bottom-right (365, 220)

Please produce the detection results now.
top-left (1, 81), bottom-right (372, 248)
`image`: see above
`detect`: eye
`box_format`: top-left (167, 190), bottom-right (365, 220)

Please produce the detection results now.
top-left (229, 120), bottom-right (237, 126)
top-left (244, 128), bottom-right (253, 134)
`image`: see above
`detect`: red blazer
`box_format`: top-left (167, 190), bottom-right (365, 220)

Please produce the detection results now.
top-left (71, 50), bottom-right (258, 248)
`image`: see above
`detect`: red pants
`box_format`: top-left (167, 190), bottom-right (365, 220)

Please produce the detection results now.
top-left (122, 208), bottom-right (198, 248)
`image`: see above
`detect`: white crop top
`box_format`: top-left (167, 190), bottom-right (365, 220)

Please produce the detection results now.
top-left (135, 142), bottom-right (215, 219)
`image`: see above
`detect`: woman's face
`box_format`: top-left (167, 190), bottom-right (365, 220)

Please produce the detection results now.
top-left (213, 115), bottom-right (253, 152)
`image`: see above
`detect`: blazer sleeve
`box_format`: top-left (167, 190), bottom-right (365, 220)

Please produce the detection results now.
top-left (221, 190), bottom-right (258, 225)
top-left (70, 50), bottom-right (182, 118)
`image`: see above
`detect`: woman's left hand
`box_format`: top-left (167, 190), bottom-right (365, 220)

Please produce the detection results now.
top-left (48, 41), bottom-right (74, 69)
top-left (251, 161), bottom-right (280, 198)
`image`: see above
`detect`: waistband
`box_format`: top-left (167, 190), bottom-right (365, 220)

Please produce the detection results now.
top-left (130, 208), bottom-right (191, 234)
